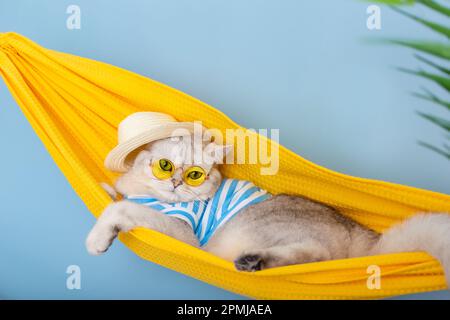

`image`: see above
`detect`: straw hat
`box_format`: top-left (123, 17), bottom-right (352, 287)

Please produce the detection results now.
top-left (105, 112), bottom-right (195, 172)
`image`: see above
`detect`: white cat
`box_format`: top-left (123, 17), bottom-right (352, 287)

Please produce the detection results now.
top-left (86, 135), bottom-right (450, 286)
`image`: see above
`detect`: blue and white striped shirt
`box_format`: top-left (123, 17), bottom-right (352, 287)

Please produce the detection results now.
top-left (125, 179), bottom-right (270, 246)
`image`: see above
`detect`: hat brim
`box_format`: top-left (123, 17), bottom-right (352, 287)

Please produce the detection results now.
top-left (105, 122), bottom-right (196, 172)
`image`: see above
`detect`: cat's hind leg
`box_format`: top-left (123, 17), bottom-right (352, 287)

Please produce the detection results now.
top-left (86, 200), bottom-right (199, 255)
top-left (234, 241), bottom-right (331, 271)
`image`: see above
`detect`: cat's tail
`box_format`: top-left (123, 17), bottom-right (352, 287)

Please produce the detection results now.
top-left (372, 213), bottom-right (450, 287)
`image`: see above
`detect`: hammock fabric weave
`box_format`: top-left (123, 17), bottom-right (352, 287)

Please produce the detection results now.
top-left (1, 32), bottom-right (450, 299)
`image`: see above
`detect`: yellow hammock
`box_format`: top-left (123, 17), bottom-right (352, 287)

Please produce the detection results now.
top-left (1, 32), bottom-right (450, 300)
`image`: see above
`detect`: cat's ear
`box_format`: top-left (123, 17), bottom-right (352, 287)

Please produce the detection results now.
top-left (204, 143), bottom-right (233, 164)
top-left (133, 150), bottom-right (152, 167)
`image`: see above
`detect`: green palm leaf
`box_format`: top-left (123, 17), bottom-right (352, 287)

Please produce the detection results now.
top-left (418, 0), bottom-right (450, 17)
top-left (398, 67), bottom-right (450, 92)
top-left (414, 54), bottom-right (450, 75)
top-left (389, 40), bottom-right (450, 60)
top-left (417, 111), bottom-right (450, 132)
top-left (412, 88), bottom-right (450, 111)
top-left (365, 0), bottom-right (449, 159)
top-left (390, 5), bottom-right (450, 38)
top-left (366, 0), bottom-right (415, 4)
top-left (418, 141), bottom-right (450, 159)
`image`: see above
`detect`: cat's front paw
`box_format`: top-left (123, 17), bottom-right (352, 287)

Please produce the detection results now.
top-left (85, 226), bottom-right (116, 255)
top-left (234, 254), bottom-right (263, 272)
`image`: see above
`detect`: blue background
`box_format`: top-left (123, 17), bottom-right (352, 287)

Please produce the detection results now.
top-left (0, 0), bottom-right (449, 299)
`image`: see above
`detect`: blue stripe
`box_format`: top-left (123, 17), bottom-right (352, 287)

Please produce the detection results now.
top-left (201, 180), bottom-right (237, 245)
top-left (245, 193), bottom-right (271, 207)
top-left (229, 186), bottom-right (260, 212)
top-left (212, 193), bottom-right (269, 237)
top-left (221, 179), bottom-right (238, 217)
top-left (148, 204), bottom-right (166, 211)
top-left (207, 183), bottom-right (229, 237)
top-left (165, 210), bottom-right (196, 229)
top-left (200, 234), bottom-right (211, 246)
top-left (193, 200), bottom-right (200, 213)
top-left (202, 179), bottom-right (227, 240)
top-left (126, 198), bottom-right (159, 205)
top-left (125, 179), bottom-right (270, 246)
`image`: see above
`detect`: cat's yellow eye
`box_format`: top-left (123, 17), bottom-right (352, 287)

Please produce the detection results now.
top-left (183, 166), bottom-right (206, 186)
top-left (152, 158), bottom-right (175, 180)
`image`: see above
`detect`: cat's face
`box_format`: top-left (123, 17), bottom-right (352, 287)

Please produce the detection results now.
top-left (115, 136), bottom-right (232, 202)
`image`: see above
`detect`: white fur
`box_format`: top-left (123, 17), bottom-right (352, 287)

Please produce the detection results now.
top-left (86, 200), bottom-right (199, 255)
top-left (114, 137), bottom-right (228, 202)
top-left (87, 137), bottom-right (231, 254)
top-left (100, 182), bottom-right (117, 200)
top-left (372, 213), bottom-right (450, 286)
top-left (86, 136), bottom-right (450, 288)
